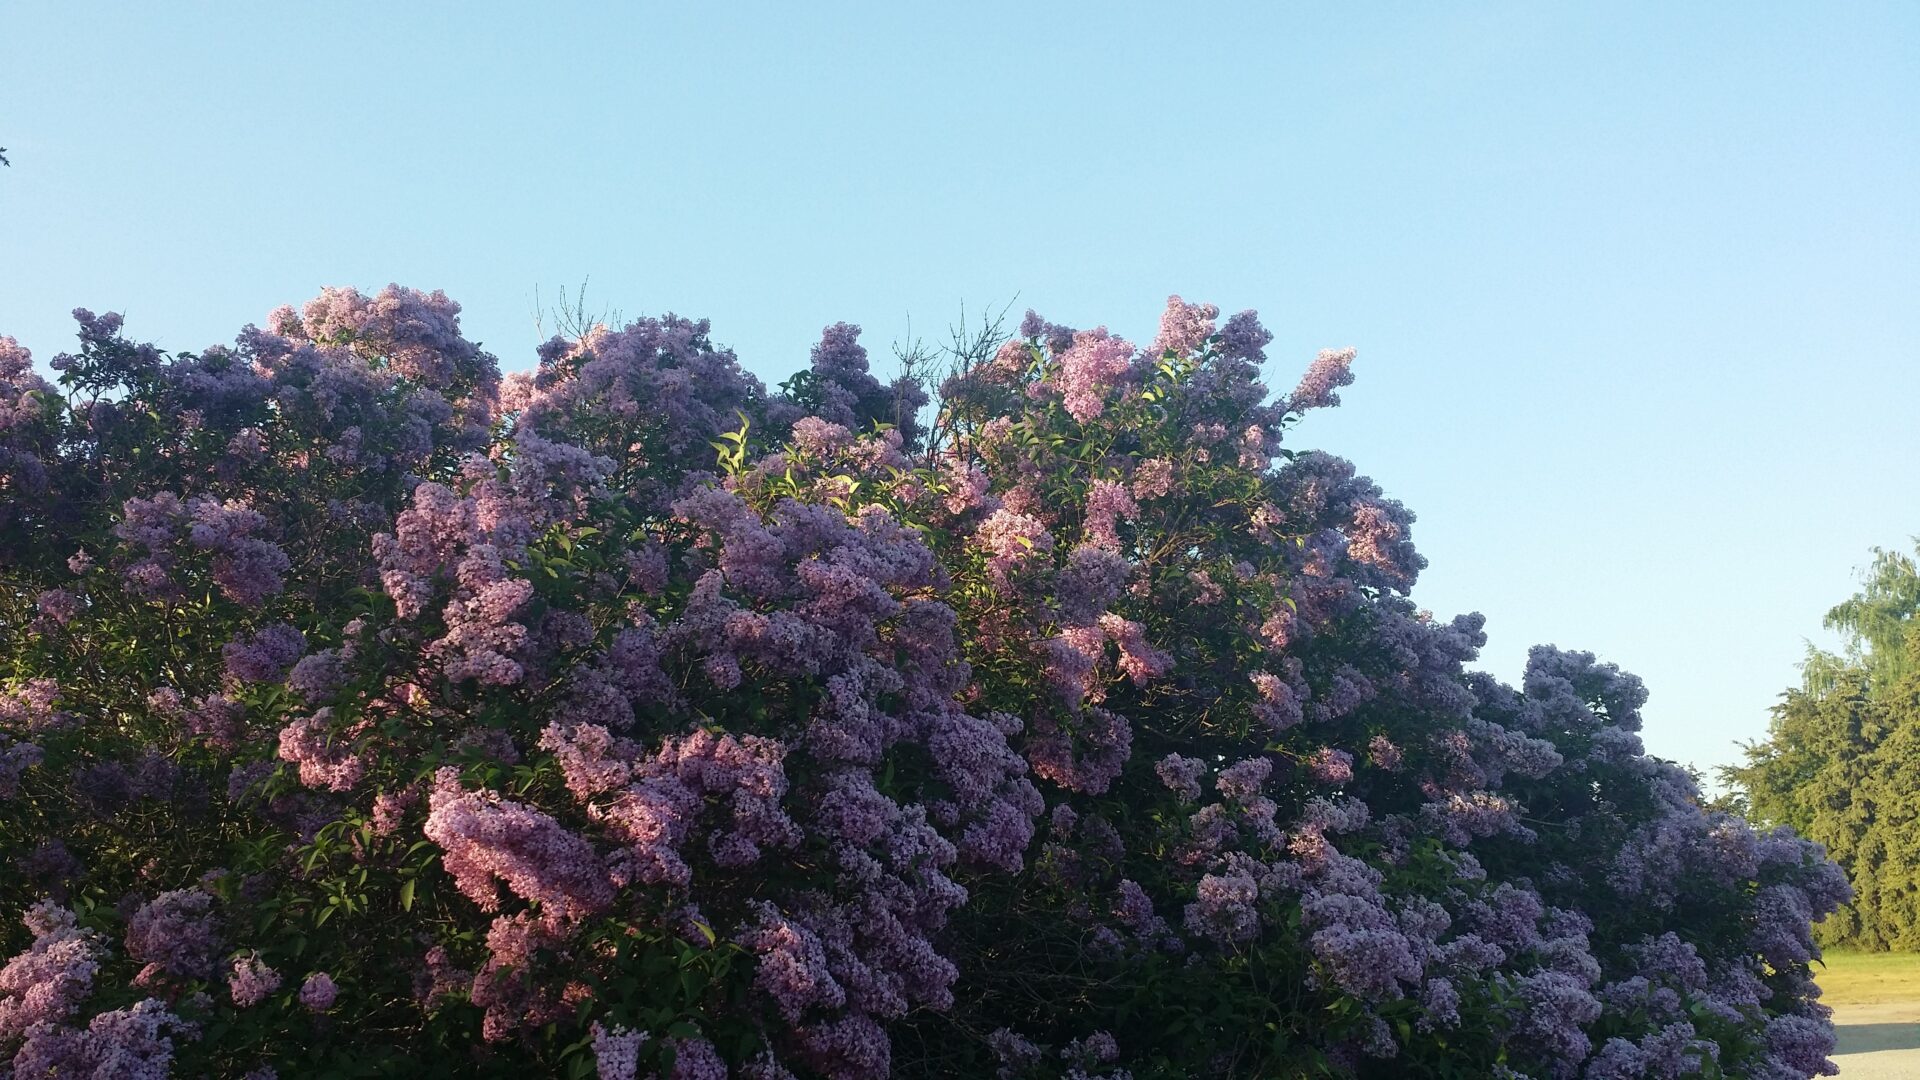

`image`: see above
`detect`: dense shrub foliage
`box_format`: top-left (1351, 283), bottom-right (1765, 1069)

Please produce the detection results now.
top-left (1731, 544), bottom-right (1920, 951)
top-left (0, 288), bottom-right (1850, 1078)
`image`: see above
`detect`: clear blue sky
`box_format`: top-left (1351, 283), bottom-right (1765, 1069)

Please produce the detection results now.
top-left (3, 2), bottom-right (1916, 779)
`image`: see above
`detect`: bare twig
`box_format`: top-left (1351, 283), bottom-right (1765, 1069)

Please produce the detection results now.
top-left (532, 278), bottom-right (621, 346)
top-left (916, 297), bottom-right (1016, 464)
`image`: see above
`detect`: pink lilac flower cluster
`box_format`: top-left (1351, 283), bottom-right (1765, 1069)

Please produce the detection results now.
top-left (272, 283), bottom-right (499, 452)
top-left (592, 1021), bottom-right (649, 1080)
top-left (373, 478), bottom-right (541, 686)
top-left (973, 508), bottom-right (1055, 592)
top-left (1154, 754), bottom-right (1207, 802)
top-left (0, 336), bottom-right (61, 542)
top-left (276, 710), bottom-right (367, 792)
top-left (1150, 296), bottom-right (1219, 360)
top-left (1045, 328), bottom-right (1136, 423)
top-left (1129, 458), bottom-right (1174, 501)
top-left (0, 901), bottom-right (102, 1042)
top-left (296, 285), bottom-right (487, 392)
top-left (511, 312), bottom-right (768, 512)
top-left (424, 766), bottom-right (615, 924)
top-left (0, 290), bottom-right (1850, 1079)
top-left (1080, 480), bottom-right (1138, 553)
top-left (186, 497), bottom-right (291, 606)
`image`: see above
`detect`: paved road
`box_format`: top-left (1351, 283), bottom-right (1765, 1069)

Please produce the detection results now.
top-left (1832, 1002), bottom-right (1920, 1079)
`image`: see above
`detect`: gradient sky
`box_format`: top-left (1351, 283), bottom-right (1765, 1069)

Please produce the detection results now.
top-left (3, 2), bottom-right (1915, 779)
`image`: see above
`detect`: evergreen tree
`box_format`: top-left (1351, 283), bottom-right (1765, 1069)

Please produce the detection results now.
top-left (1730, 541), bottom-right (1920, 949)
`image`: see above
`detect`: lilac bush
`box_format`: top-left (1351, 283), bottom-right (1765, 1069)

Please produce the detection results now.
top-left (0, 288), bottom-right (1847, 1077)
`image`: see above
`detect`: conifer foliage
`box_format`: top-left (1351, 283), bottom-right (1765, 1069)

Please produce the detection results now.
top-left (1732, 543), bottom-right (1920, 951)
top-left (1, 289), bottom-right (1848, 1077)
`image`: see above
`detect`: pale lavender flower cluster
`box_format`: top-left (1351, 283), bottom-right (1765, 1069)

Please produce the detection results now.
top-left (1368, 734), bottom-right (1404, 771)
top-left (1289, 346), bottom-right (1357, 412)
top-left (1250, 665), bottom-right (1308, 732)
top-left (1585, 1022), bottom-right (1718, 1079)
top-left (1421, 791), bottom-right (1536, 846)
top-left (8, 997), bottom-right (195, 1079)
top-left (1059, 1029), bottom-right (1125, 1080)
top-left (1215, 757), bottom-right (1272, 802)
top-left (592, 1021), bottom-right (649, 1080)
top-left (374, 479), bottom-right (538, 685)
top-left (298, 971), bottom-right (338, 1012)
top-left (1027, 706), bottom-right (1133, 797)
top-left (1099, 613), bottom-right (1172, 687)
top-left (514, 312), bottom-right (766, 509)
top-left (187, 496), bottom-right (292, 606)
top-left (229, 952), bottom-right (282, 1008)
top-left (1054, 544), bottom-right (1131, 624)
top-left (987, 1027), bottom-right (1043, 1079)
top-left (791, 416), bottom-right (854, 457)
top-left (0, 734), bottom-right (43, 801)
top-left (124, 889), bottom-right (221, 984)
top-left (149, 688), bottom-right (247, 750)
top-left (0, 679), bottom-right (66, 735)
top-left (1130, 458), bottom-right (1174, 500)
top-left (0, 336), bottom-right (57, 520)
top-left (296, 284), bottom-right (488, 391)
top-left (1218, 309), bottom-right (1274, 362)
top-left (1155, 754), bottom-right (1207, 802)
top-left (1344, 499), bottom-right (1421, 591)
top-left (113, 492), bottom-right (189, 599)
top-left (1298, 850), bottom-right (1423, 1002)
top-left (795, 323), bottom-right (927, 447)
top-left (31, 588), bottom-right (82, 632)
top-left (1183, 866), bottom-right (1261, 944)
top-left (113, 492), bottom-right (290, 606)
top-left (1111, 879), bottom-right (1173, 947)
top-left (1307, 747), bottom-right (1355, 785)
top-left (595, 729), bottom-right (801, 888)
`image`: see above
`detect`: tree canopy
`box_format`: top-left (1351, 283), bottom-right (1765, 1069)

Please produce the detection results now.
top-left (0, 289), bottom-right (1849, 1078)
top-left (1730, 542), bottom-right (1920, 951)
